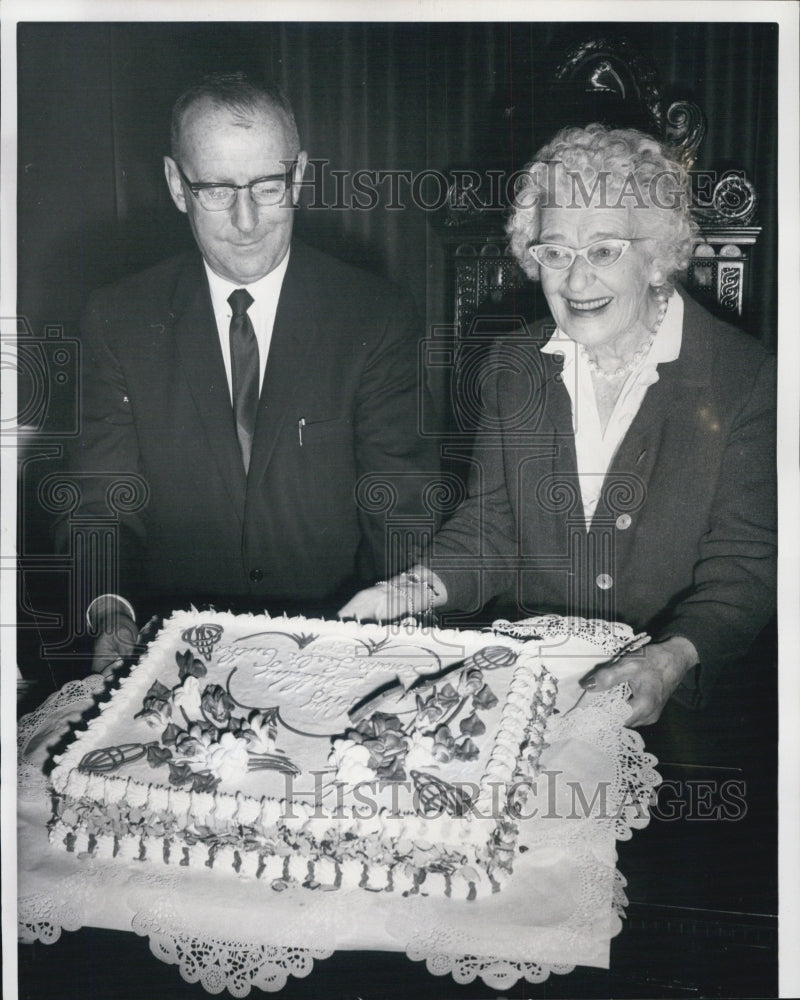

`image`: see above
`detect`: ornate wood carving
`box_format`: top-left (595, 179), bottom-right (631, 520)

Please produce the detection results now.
top-left (554, 37), bottom-right (665, 136)
top-left (438, 37), bottom-right (760, 333)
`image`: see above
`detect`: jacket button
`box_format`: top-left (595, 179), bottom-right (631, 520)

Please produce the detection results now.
top-left (615, 514), bottom-right (632, 530)
top-left (249, 568), bottom-right (264, 582)
top-left (596, 573), bottom-right (613, 590)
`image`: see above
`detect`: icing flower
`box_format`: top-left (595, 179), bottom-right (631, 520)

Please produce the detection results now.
top-left (190, 770), bottom-right (221, 793)
top-left (174, 720), bottom-right (217, 758)
top-left (146, 744), bottom-right (173, 768)
top-left (459, 711), bottom-right (486, 737)
top-left (193, 718), bottom-right (219, 740)
top-left (362, 731), bottom-right (407, 781)
top-left (472, 683), bottom-right (498, 710)
top-left (161, 722), bottom-right (182, 746)
top-left (361, 729), bottom-right (407, 777)
top-left (437, 683), bottom-right (461, 711)
top-left (454, 735), bottom-right (480, 761)
top-left (346, 713), bottom-right (409, 780)
top-left (350, 712), bottom-right (404, 739)
top-left (200, 684), bottom-right (235, 727)
top-left (405, 732), bottom-right (436, 771)
top-left (457, 666), bottom-right (485, 696)
top-left (135, 680), bottom-right (173, 727)
top-left (244, 709), bottom-right (277, 755)
top-left (175, 648), bottom-right (208, 682)
top-left (432, 724), bottom-right (455, 762)
top-left (416, 682), bottom-right (462, 727)
top-left (227, 714), bottom-right (251, 739)
top-left (415, 689), bottom-right (445, 725)
top-left (171, 675), bottom-right (203, 720)
top-left (167, 761), bottom-right (194, 787)
top-left (194, 731), bottom-right (250, 783)
top-left (329, 739), bottom-right (374, 786)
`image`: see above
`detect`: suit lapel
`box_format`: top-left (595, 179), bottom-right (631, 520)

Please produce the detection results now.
top-left (246, 247), bottom-right (319, 489)
top-left (503, 349), bottom-right (580, 521)
top-left (538, 352), bottom-right (579, 472)
top-left (169, 256), bottom-right (247, 516)
top-left (593, 290), bottom-right (712, 523)
top-left (610, 290), bottom-right (712, 470)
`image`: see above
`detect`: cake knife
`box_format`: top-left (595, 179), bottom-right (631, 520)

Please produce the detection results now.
top-left (347, 644), bottom-right (517, 725)
top-left (561, 631), bottom-right (651, 716)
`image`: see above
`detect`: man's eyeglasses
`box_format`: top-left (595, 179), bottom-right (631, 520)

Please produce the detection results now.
top-left (176, 161), bottom-right (297, 212)
top-left (528, 238), bottom-right (644, 270)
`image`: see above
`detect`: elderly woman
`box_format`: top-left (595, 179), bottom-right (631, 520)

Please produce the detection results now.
top-left (340, 124), bottom-right (776, 727)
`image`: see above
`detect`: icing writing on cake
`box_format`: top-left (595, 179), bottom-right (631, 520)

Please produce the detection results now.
top-left (216, 630), bottom-right (448, 723)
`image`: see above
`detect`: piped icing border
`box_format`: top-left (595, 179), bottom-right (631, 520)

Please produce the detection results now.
top-left (49, 612), bottom-right (612, 897)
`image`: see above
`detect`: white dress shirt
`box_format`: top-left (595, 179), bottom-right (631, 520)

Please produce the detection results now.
top-left (540, 292), bottom-right (684, 529)
top-left (203, 250), bottom-right (291, 399)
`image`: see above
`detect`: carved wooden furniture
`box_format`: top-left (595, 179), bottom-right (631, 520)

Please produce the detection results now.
top-left (439, 37), bottom-right (760, 338)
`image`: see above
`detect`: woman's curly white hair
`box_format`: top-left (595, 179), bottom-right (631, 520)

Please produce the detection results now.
top-left (507, 124), bottom-right (698, 289)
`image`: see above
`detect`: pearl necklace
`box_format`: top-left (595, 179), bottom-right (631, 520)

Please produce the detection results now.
top-left (584, 296), bottom-right (668, 381)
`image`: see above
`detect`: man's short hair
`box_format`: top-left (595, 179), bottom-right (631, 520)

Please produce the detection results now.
top-left (170, 71), bottom-right (301, 159)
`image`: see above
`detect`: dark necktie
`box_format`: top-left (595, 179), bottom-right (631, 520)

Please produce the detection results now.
top-left (228, 288), bottom-right (259, 473)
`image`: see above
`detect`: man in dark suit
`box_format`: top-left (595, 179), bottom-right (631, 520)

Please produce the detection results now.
top-left (69, 73), bottom-right (438, 670)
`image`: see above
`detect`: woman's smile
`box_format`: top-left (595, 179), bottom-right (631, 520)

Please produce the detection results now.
top-left (565, 296), bottom-right (613, 313)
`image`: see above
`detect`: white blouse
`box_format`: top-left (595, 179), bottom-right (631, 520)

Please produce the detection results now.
top-left (540, 293), bottom-right (684, 529)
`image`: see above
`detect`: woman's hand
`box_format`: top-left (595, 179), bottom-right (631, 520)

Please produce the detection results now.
top-left (338, 582), bottom-right (411, 622)
top-left (338, 568), bottom-right (447, 622)
top-left (578, 636), bottom-right (699, 727)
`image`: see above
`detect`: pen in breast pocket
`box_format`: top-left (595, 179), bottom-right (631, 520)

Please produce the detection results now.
top-left (298, 417), bottom-right (305, 446)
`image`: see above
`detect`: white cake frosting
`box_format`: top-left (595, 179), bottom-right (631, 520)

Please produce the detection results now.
top-left (49, 611), bottom-right (627, 899)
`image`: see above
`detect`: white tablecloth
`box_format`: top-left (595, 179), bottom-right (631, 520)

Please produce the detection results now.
top-left (18, 665), bottom-right (660, 995)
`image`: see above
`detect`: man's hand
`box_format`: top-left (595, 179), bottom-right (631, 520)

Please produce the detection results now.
top-left (578, 636), bottom-right (699, 727)
top-left (89, 597), bottom-right (139, 676)
top-left (338, 568), bottom-right (447, 622)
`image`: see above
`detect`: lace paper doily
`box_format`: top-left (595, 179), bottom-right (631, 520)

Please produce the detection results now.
top-left (18, 618), bottom-right (661, 995)
top-left (386, 683), bottom-right (658, 987)
top-left (407, 949), bottom-right (576, 989)
top-left (492, 614), bottom-right (634, 657)
top-left (17, 674), bottom-right (107, 797)
top-left (18, 866), bottom-right (134, 945)
top-left (134, 921), bottom-right (333, 998)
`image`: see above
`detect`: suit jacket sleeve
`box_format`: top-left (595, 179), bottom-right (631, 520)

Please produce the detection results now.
top-left (429, 341), bottom-right (528, 610)
top-left (657, 349), bottom-right (777, 700)
top-left (55, 290), bottom-right (148, 606)
top-left (353, 289), bottom-right (442, 580)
